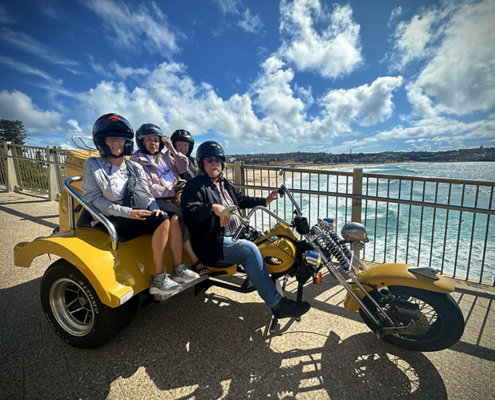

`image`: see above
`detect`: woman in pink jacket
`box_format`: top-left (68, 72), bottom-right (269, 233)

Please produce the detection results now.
top-left (131, 123), bottom-right (208, 276)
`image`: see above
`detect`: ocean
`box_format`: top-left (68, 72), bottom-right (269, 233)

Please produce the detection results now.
top-left (339, 161), bottom-right (495, 182)
top-left (281, 161), bottom-right (495, 283)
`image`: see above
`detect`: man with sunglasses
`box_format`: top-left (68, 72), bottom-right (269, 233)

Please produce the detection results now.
top-left (182, 141), bottom-right (311, 320)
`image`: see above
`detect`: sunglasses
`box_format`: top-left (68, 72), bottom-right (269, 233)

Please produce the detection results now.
top-left (105, 137), bottom-right (125, 143)
top-left (205, 157), bottom-right (223, 164)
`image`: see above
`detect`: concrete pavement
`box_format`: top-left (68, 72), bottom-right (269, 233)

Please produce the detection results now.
top-left (1, 188), bottom-right (494, 400)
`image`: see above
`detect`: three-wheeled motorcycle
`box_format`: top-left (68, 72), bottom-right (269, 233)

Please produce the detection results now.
top-left (14, 144), bottom-right (465, 351)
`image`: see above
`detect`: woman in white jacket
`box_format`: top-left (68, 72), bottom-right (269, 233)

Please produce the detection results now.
top-left (81, 113), bottom-right (198, 295)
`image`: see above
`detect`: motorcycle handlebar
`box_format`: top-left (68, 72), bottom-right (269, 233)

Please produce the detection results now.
top-left (230, 184), bottom-right (303, 242)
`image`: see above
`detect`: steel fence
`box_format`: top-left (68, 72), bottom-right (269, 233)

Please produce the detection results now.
top-left (1, 145), bottom-right (493, 285)
top-left (0, 142), bottom-right (68, 198)
top-left (230, 163), bottom-right (495, 286)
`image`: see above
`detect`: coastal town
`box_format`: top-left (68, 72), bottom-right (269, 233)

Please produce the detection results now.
top-left (230, 146), bottom-right (495, 166)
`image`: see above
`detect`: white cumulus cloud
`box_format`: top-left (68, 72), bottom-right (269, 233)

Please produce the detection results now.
top-left (390, 0), bottom-right (495, 118)
top-left (279, 0), bottom-right (362, 79)
top-left (0, 90), bottom-right (68, 135)
top-left (319, 76), bottom-right (403, 132)
top-left (412, 0), bottom-right (495, 116)
top-left (253, 57), bottom-right (307, 131)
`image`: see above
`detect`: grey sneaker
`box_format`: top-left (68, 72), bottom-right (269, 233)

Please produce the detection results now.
top-left (173, 263), bottom-right (200, 283)
top-left (150, 273), bottom-right (181, 295)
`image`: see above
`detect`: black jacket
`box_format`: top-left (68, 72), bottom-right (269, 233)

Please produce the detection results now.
top-left (180, 157), bottom-right (199, 182)
top-left (181, 174), bottom-right (266, 263)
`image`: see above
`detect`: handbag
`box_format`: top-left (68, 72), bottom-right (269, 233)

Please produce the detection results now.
top-left (122, 160), bottom-right (150, 210)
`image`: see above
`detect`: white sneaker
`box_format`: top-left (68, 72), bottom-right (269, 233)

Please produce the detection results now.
top-left (173, 263), bottom-right (200, 283)
top-left (150, 273), bottom-right (181, 295)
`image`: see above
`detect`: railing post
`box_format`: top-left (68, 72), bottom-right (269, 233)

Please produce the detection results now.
top-left (233, 160), bottom-right (244, 190)
top-left (5, 141), bottom-right (19, 192)
top-left (234, 160), bottom-right (246, 216)
top-left (47, 146), bottom-right (61, 201)
top-left (352, 168), bottom-right (363, 260)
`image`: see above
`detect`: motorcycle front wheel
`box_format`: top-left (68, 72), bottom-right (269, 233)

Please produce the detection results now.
top-left (358, 286), bottom-right (465, 352)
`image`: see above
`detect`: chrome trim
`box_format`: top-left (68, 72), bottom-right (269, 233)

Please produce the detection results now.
top-left (64, 176), bottom-right (119, 251)
top-left (408, 267), bottom-right (440, 281)
top-left (303, 251), bottom-right (322, 268)
top-left (71, 136), bottom-right (96, 151)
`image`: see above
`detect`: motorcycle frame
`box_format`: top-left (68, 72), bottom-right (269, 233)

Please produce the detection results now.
top-left (230, 199), bottom-right (394, 329)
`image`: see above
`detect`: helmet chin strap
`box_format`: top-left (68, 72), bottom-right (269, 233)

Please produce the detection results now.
top-left (140, 147), bottom-right (161, 156)
top-left (109, 152), bottom-right (125, 159)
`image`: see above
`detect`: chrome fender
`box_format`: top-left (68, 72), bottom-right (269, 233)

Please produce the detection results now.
top-left (14, 227), bottom-right (178, 308)
top-left (344, 263), bottom-right (455, 311)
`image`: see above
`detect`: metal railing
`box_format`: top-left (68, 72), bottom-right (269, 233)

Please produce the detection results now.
top-left (0, 142), bottom-right (68, 200)
top-left (1, 144), bottom-right (493, 285)
top-left (65, 176), bottom-right (119, 251)
top-left (229, 163), bottom-right (495, 286)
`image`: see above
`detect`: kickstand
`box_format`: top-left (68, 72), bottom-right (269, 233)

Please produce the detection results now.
top-left (269, 274), bottom-right (289, 333)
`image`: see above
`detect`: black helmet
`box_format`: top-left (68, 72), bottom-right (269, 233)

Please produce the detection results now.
top-left (92, 113), bottom-right (134, 158)
top-left (196, 140), bottom-right (225, 172)
top-left (171, 129), bottom-right (195, 157)
top-left (136, 123), bottom-right (165, 155)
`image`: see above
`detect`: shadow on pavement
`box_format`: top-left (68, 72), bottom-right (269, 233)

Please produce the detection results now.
top-left (0, 204), bottom-right (58, 229)
top-left (320, 332), bottom-right (448, 399)
top-left (0, 277), bottom-right (449, 399)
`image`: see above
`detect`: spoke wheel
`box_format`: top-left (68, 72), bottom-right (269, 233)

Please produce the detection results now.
top-left (359, 286), bottom-right (465, 351)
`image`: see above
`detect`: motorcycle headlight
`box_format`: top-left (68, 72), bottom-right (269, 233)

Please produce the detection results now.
top-left (303, 251), bottom-right (322, 268)
top-left (341, 222), bottom-right (369, 243)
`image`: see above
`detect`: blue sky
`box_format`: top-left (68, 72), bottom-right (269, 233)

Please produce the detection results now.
top-left (0, 0), bottom-right (494, 155)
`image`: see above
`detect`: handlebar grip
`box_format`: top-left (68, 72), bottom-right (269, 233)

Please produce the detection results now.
top-left (278, 187), bottom-right (285, 197)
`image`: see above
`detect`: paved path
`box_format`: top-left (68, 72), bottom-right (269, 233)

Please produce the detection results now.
top-left (1, 189), bottom-right (494, 400)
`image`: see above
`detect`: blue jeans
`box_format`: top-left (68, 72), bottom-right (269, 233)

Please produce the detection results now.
top-left (221, 238), bottom-right (281, 308)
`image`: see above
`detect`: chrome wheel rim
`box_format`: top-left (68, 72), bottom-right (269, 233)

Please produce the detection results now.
top-left (49, 278), bottom-right (94, 337)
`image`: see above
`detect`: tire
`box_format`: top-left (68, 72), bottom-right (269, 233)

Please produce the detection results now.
top-left (40, 259), bottom-right (139, 349)
top-left (358, 286), bottom-right (465, 352)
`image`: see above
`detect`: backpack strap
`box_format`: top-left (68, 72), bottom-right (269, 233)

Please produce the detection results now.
top-left (124, 159), bottom-right (140, 178)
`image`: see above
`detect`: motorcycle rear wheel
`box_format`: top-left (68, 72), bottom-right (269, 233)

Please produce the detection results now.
top-left (41, 259), bottom-right (139, 349)
top-left (358, 286), bottom-right (465, 352)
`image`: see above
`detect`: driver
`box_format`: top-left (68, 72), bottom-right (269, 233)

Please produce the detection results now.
top-left (181, 141), bottom-right (311, 319)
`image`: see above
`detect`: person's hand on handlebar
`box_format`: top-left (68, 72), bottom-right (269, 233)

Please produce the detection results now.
top-left (265, 189), bottom-right (279, 206)
top-left (211, 204), bottom-right (231, 227)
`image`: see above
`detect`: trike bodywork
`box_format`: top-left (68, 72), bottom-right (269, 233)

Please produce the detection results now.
top-left (14, 149), bottom-right (464, 351)
top-left (13, 150), bottom-right (299, 348)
